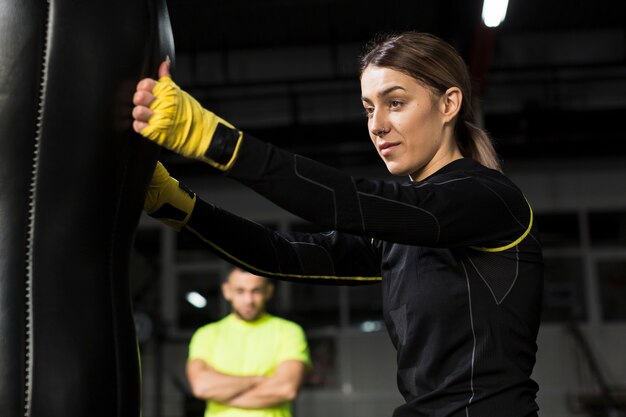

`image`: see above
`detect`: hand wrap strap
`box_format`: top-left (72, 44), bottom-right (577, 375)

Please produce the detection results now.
top-left (141, 76), bottom-right (243, 171)
top-left (144, 161), bottom-right (196, 230)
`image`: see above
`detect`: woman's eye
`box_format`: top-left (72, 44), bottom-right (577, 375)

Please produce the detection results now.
top-left (390, 100), bottom-right (402, 109)
top-left (363, 107), bottom-right (374, 117)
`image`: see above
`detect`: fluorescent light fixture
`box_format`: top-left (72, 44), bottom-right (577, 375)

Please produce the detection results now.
top-left (482, 0), bottom-right (509, 28)
top-left (359, 320), bottom-right (384, 333)
top-left (186, 291), bottom-right (207, 308)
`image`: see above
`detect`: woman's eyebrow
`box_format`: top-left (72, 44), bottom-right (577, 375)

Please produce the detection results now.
top-left (361, 85), bottom-right (407, 102)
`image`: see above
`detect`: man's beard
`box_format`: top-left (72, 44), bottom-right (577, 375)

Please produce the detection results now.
top-left (233, 306), bottom-right (264, 322)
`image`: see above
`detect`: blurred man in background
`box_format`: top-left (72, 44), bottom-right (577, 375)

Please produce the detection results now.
top-left (186, 267), bottom-right (311, 417)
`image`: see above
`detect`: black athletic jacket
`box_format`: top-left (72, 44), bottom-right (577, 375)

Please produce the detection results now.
top-left (180, 133), bottom-right (544, 417)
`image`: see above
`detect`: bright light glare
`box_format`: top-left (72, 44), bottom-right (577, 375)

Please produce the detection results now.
top-left (360, 320), bottom-right (384, 333)
top-left (186, 291), bottom-right (207, 308)
top-left (482, 0), bottom-right (509, 28)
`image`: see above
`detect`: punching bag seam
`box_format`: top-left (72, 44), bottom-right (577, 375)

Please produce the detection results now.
top-left (24, 1), bottom-right (52, 416)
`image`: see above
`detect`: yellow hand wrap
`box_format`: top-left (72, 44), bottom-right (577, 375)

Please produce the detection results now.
top-left (141, 76), bottom-right (243, 171)
top-left (144, 161), bottom-right (196, 231)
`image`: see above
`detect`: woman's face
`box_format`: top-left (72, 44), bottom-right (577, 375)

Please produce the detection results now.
top-left (360, 65), bottom-right (460, 181)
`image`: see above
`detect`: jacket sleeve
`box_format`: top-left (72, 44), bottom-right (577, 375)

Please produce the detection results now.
top-left (223, 134), bottom-right (533, 250)
top-left (184, 199), bottom-right (381, 285)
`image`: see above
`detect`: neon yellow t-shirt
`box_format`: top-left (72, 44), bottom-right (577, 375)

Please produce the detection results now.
top-left (188, 314), bottom-right (311, 417)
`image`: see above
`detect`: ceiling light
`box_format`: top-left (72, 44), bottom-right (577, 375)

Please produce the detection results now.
top-left (186, 291), bottom-right (207, 308)
top-left (482, 0), bottom-right (509, 28)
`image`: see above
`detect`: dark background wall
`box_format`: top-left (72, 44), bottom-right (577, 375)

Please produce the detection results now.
top-left (130, 1), bottom-right (626, 416)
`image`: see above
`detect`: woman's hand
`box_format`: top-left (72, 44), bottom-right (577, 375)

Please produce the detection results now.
top-left (131, 58), bottom-right (242, 171)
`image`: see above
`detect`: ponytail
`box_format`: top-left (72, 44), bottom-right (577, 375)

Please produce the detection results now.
top-left (457, 121), bottom-right (502, 172)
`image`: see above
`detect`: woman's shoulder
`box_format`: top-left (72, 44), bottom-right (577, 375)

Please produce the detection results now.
top-left (433, 158), bottom-right (519, 188)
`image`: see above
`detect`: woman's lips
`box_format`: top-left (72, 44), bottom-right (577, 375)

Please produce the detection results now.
top-left (379, 142), bottom-right (399, 157)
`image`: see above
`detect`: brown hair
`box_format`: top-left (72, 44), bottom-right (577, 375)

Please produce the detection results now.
top-left (224, 266), bottom-right (272, 286)
top-left (359, 32), bottom-right (502, 172)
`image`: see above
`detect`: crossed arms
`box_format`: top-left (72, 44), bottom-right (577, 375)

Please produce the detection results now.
top-left (186, 358), bottom-right (307, 409)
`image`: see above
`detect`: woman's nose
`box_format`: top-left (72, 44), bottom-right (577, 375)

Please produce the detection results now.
top-left (370, 111), bottom-right (389, 137)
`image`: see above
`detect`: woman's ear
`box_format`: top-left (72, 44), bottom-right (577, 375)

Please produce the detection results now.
top-left (440, 87), bottom-right (462, 122)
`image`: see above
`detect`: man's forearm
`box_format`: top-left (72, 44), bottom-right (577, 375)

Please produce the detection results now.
top-left (226, 360), bottom-right (307, 409)
top-left (188, 366), bottom-right (265, 403)
top-left (226, 375), bottom-right (299, 409)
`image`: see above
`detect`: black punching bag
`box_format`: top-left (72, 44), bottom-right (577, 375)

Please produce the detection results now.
top-left (0, 0), bottom-right (174, 416)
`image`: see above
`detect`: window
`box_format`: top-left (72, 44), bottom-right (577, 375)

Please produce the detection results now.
top-left (303, 337), bottom-right (338, 388)
top-left (288, 284), bottom-right (341, 330)
top-left (542, 256), bottom-right (587, 322)
top-left (596, 260), bottom-right (626, 321)
top-left (535, 212), bottom-right (580, 247)
top-left (589, 210), bottom-right (626, 247)
top-left (349, 284), bottom-right (383, 329)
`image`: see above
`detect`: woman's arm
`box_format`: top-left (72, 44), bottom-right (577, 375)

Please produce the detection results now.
top-left (225, 135), bottom-right (533, 249)
top-left (184, 198), bottom-right (382, 285)
top-left (134, 70), bottom-right (532, 252)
